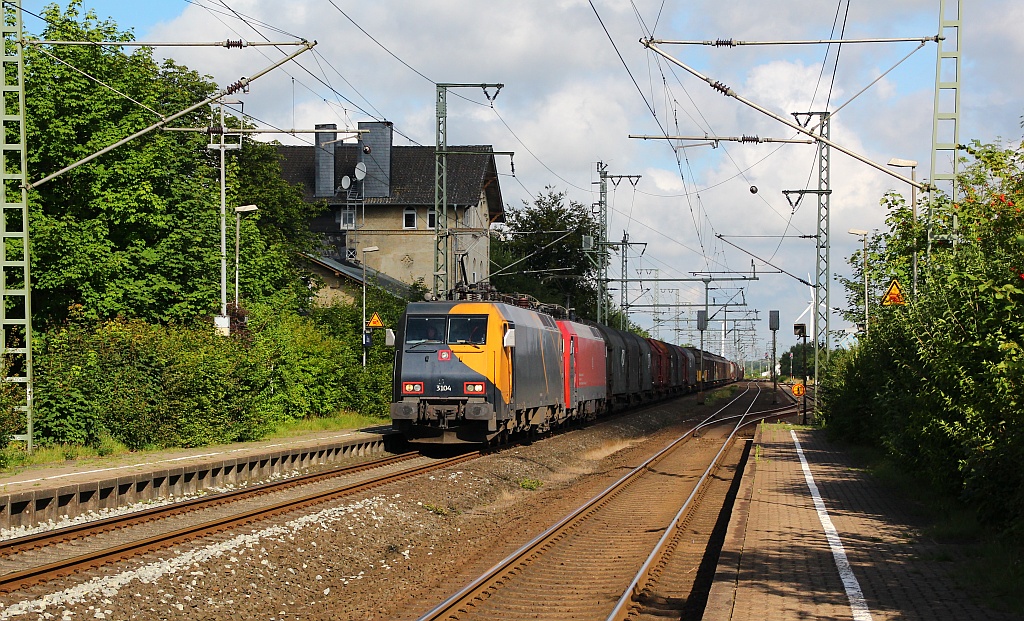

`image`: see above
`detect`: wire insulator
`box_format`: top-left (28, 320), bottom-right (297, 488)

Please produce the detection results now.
top-left (714, 38), bottom-right (736, 47)
top-left (710, 80), bottom-right (731, 95)
top-left (741, 134), bottom-right (759, 143)
top-left (223, 39), bottom-right (244, 49)
top-left (225, 78), bottom-right (247, 94)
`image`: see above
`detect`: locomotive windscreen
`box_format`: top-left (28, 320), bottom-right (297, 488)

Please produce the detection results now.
top-left (405, 316), bottom-right (447, 343)
top-left (404, 315), bottom-right (487, 345)
top-left (447, 316), bottom-right (487, 344)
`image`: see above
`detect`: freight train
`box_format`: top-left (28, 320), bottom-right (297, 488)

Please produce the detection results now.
top-left (388, 292), bottom-right (741, 444)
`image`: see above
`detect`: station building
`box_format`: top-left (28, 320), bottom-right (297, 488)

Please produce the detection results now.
top-left (277, 121), bottom-right (505, 303)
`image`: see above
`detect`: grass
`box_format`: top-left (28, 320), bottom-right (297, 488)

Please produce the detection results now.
top-left (0, 412), bottom-right (390, 475)
top-left (266, 412), bottom-right (390, 438)
top-left (704, 385), bottom-right (739, 405)
top-left (842, 442), bottom-right (1024, 614)
top-left (422, 503), bottom-right (458, 516)
top-left (518, 478), bottom-right (543, 491)
top-left (0, 433), bottom-right (130, 472)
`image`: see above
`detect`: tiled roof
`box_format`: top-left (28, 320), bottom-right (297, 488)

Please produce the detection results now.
top-left (276, 144), bottom-right (505, 222)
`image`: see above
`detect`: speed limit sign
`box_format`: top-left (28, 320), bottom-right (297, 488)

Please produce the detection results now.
top-left (792, 384), bottom-right (806, 397)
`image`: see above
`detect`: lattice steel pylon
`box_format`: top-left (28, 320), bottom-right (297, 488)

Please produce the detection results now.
top-left (434, 83), bottom-right (501, 299)
top-left (791, 112), bottom-right (831, 387)
top-left (814, 113), bottom-right (831, 386)
top-left (2, 2), bottom-right (33, 451)
top-left (593, 161), bottom-right (609, 324)
top-left (928, 0), bottom-right (962, 254)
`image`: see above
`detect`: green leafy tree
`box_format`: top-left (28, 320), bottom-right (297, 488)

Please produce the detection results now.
top-left (491, 188), bottom-right (602, 318)
top-left (780, 342), bottom-right (814, 380)
top-left (26, 2), bottom-right (322, 326)
top-left (822, 139), bottom-right (1024, 529)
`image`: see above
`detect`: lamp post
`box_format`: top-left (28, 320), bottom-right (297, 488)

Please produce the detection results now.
top-left (849, 229), bottom-right (869, 337)
top-left (361, 245), bottom-right (380, 367)
top-left (208, 98), bottom-right (242, 335)
top-left (234, 205), bottom-right (258, 308)
top-left (887, 158), bottom-right (918, 296)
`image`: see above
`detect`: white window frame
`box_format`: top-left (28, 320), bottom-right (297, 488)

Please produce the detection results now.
top-left (403, 207), bottom-right (417, 229)
top-left (340, 207), bottom-right (356, 230)
top-left (427, 207), bottom-right (436, 229)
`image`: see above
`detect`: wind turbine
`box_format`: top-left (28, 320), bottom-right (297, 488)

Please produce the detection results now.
top-left (794, 274), bottom-right (815, 326)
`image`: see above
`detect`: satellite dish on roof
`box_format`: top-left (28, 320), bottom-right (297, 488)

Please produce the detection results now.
top-left (340, 175), bottom-right (351, 190)
top-left (354, 161), bottom-right (367, 181)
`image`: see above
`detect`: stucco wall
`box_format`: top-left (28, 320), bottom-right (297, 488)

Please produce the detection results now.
top-left (345, 197), bottom-right (492, 290)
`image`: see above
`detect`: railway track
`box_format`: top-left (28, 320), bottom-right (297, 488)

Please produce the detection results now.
top-left (0, 450), bottom-right (480, 593)
top-left (417, 382), bottom-right (797, 621)
top-left (0, 382), bottom-right (796, 609)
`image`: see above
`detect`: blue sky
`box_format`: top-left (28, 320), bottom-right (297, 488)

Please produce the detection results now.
top-left (31, 1), bottom-right (178, 35)
top-left (21, 1), bottom-right (1024, 360)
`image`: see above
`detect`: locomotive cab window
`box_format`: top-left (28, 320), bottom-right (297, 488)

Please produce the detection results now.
top-left (406, 316), bottom-right (447, 343)
top-left (447, 316), bottom-right (487, 344)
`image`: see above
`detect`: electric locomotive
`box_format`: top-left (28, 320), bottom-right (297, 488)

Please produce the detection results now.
top-left (389, 287), bottom-right (743, 445)
top-left (389, 300), bottom-right (565, 444)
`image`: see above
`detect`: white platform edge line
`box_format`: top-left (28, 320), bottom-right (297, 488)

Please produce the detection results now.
top-left (791, 430), bottom-right (874, 621)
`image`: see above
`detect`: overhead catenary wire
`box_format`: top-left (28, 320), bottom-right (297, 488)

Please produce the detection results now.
top-left (28, 41), bottom-right (317, 188)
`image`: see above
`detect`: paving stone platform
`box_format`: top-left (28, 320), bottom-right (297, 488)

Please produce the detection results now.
top-left (704, 425), bottom-right (1018, 621)
top-left (0, 427), bottom-right (398, 531)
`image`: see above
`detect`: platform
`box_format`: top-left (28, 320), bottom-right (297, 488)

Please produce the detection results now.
top-left (704, 425), bottom-right (1017, 621)
top-left (0, 426), bottom-right (398, 532)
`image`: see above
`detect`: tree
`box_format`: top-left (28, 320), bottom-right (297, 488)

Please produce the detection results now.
top-left (25, 2), bottom-right (323, 326)
top-left (780, 342), bottom-right (814, 379)
top-left (823, 138), bottom-right (1024, 528)
top-left (491, 188), bottom-right (602, 318)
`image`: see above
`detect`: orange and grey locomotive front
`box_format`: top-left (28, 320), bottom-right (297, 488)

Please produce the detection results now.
top-left (390, 301), bottom-right (564, 444)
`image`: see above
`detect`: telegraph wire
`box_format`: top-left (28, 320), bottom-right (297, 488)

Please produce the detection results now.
top-left (197, 0), bottom-right (427, 146)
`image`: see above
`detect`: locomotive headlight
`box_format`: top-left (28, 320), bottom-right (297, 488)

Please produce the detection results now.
top-left (464, 382), bottom-right (485, 393)
top-left (403, 382), bottom-right (424, 394)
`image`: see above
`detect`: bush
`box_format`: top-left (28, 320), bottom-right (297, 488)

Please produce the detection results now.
top-left (0, 358), bottom-right (24, 454)
top-left (35, 318), bottom-right (260, 449)
top-left (824, 140), bottom-right (1024, 532)
top-left (29, 293), bottom-right (404, 454)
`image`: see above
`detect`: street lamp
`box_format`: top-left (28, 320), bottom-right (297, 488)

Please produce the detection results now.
top-left (887, 157), bottom-right (918, 296)
top-left (234, 204), bottom-right (258, 308)
top-left (361, 245), bottom-right (380, 367)
top-left (849, 229), bottom-right (869, 338)
top-left (209, 97), bottom-right (242, 336)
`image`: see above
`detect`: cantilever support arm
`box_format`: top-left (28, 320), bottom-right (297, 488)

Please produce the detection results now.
top-left (641, 39), bottom-right (932, 193)
top-left (29, 41), bottom-right (317, 189)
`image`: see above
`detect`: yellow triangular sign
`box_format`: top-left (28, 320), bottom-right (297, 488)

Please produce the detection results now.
top-left (881, 279), bottom-right (905, 306)
top-left (367, 312), bottom-right (385, 328)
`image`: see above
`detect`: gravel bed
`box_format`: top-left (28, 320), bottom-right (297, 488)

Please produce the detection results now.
top-left (0, 399), bottom-right (703, 620)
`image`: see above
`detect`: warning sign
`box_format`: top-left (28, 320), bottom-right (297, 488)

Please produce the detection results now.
top-left (881, 280), bottom-right (906, 306)
top-left (366, 312), bottom-right (385, 328)
top-left (792, 384), bottom-right (806, 397)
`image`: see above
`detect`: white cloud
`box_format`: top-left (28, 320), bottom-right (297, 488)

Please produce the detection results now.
top-left (36, 0), bottom-right (1023, 356)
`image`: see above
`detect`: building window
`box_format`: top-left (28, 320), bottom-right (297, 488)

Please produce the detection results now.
top-left (339, 207), bottom-right (356, 230)
top-left (427, 207), bottom-right (436, 229)
top-left (403, 207), bottom-right (417, 229)
top-left (346, 247), bottom-right (357, 260)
